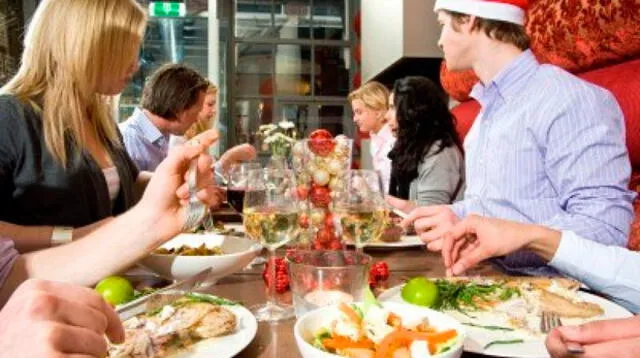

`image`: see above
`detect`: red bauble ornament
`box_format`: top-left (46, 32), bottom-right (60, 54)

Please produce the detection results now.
top-left (323, 212), bottom-right (335, 229)
top-left (308, 129), bottom-right (336, 157)
top-left (262, 257), bottom-right (290, 293)
top-left (316, 227), bottom-right (335, 244)
top-left (309, 185), bottom-right (332, 208)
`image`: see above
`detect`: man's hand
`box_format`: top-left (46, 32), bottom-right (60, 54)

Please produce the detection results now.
top-left (385, 195), bottom-right (417, 215)
top-left (0, 279), bottom-right (124, 357)
top-left (401, 205), bottom-right (459, 251)
top-left (441, 215), bottom-right (561, 276)
top-left (218, 143), bottom-right (258, 173)
top-left (546, 316), bottom-right (640, 358)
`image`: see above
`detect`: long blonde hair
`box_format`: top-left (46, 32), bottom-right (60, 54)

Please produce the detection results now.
top-left (1, 0), bottom-right (146, 166)
top-left (185, 83), bottom-right (218, 140)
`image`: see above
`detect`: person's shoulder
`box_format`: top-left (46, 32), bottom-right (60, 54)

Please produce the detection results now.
top-left (536, 64), bottom-right (614, 102)
top-left (118, 113), bottom-right (144, 140)
top-left (0, 94), bottom-right (37, 132)
top-left (422, 142), bottom-right (462, 167)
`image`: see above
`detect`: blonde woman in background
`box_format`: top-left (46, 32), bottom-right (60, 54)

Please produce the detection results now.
top-left (171, 82), bottom-right (257, 179)
top-left (349, 81), bottom-right (395, 192)
top-left (0, 0), bottom-right (222, 253)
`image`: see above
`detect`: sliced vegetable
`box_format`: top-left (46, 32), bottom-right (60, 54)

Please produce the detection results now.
top-left (313, 329), bottom-right (332, 351)
top-left (323, 336), bottom-right (375, 351)
top-left (375, 329), bottom-right (458, 358)
top-left (339, 302), bottom-right (363, 325)
top-left (462, 322), bottom-right (514, 331)
top-left (185, 293), bottom-right (238, 305)
top-left (363, 286), bottom-right (382, 314)
top-left (483, 339), bottom-right (525, 350)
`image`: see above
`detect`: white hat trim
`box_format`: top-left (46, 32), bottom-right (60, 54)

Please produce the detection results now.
top-left (434, 0), bottom-right (525, 25)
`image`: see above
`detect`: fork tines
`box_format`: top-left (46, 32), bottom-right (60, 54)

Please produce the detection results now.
top-left (540, 311), bottom-right (562, 333)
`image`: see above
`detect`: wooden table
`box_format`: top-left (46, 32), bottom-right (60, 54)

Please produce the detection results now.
top-left (198, 247), bottom-right (500, 358)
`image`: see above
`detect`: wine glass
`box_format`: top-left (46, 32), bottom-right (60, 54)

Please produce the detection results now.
top-left (226, 161), bottom-right (262, 214)
top-left (333, 170), bottom-right (388, 253)
top-left (243, 168), bottom-right (300, 321)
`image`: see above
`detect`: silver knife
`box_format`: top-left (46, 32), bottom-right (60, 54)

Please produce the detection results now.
top-left (116, 267), bottom-right (213, 321)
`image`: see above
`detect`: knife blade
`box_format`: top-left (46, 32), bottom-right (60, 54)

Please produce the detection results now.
top-left (116, 267), bottom-right (213, 321)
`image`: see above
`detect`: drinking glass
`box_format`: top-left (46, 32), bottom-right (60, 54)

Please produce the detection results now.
top-left (226, 161), bottom-right (262, 214)
top-left (243, 168), bottom-right (300, 321)
top-left (287, 250), bottom-right (372, 318)
top-left (333, 170), bottom-right (388, 253)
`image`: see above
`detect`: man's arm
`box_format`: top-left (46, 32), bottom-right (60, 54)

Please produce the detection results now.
top-left (442, 216), bottom-right (640, 313)
top-left (548, 231), bottom-right (640, 313)
top-left (543, 88), bottom-right (635, 246)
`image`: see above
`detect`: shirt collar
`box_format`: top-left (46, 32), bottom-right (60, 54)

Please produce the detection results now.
top-left (470, 49), bottom-right (539, 105)
top-left (371, 123), bottom-right (394, 145)
top-left (132, 108), bottom-right (168, 145)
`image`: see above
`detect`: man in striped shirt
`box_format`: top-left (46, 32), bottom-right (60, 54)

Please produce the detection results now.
top-left (403, 0), bottom-right (635, 274)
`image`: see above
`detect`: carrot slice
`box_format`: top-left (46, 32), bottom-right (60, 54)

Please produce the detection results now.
top-left (343, 348), bottom-right (376, 358)
top-left (339, 302), bottom-right (362, 324)
top-left (375, 329), bottom-right (459, 358)
top-left (323, 336), bottom-right (375, 350)
top-left (387, 312), bottom-right (402, 327)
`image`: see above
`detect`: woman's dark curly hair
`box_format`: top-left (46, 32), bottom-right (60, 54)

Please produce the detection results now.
top-left (388, 76), bottom-right (461, 199)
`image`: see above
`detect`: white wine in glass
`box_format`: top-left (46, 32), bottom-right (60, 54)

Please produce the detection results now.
top-left (333, 170), bottom-right (388, 252)
top-left (242, 168), bottom-right (300, 322)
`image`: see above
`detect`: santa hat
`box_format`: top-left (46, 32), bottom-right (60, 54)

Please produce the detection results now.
top-left (434, 0), bottom-right (528, 26)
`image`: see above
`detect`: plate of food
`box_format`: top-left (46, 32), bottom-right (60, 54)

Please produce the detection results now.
top-left (138, 233), bottom-right (261, 281)
top-left (378, 276), bottom-right (633, 358)
top-left (109, 292), bottom-right (257, 358)
top-left (295, 298), bottom-right (465, 358)
top-left (344, 222), bottom-right (425, 249)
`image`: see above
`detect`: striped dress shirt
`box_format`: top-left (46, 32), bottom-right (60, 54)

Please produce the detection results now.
top-left (119, 108), bottom-right (171, 172)
top-left (450, 50), bottom-right (636, 274)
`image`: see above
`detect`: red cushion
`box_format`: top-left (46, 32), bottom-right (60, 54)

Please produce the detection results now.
top-left (440, 63), bottom-right (479, 103)
top-left (578, 58), bottom-right (640, 168)
top-left (439, 0), bottom-right (640, 101)
top-left (452, 100), bottom-right (480, 142)
top-left (528, 0), bottom-right (640, 74)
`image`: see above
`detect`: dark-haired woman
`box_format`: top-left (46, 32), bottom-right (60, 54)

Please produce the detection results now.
top-left (385, 76), bottom-right (465, 214)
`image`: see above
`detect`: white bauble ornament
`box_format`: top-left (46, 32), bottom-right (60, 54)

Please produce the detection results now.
top-left (313, 169), bottom-right (330, 186)
top-left (327, 159), bottom-right (343, 175)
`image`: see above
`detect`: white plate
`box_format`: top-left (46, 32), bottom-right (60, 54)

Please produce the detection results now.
top-left (378, 283), bottom-right (633, 358)
top-left (171, 304), bottom-right (257, 358)
top-left (346, 235), bottom-right (425, 249)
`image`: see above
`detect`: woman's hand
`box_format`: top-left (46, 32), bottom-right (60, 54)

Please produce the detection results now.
top-left (137, 129), bottom-right (221, 238)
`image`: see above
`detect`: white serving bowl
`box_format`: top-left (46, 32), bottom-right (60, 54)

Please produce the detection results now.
top-left (294, 301), bottom-right (465, 358)
top-left (138, 233), bottom-right (262, 282)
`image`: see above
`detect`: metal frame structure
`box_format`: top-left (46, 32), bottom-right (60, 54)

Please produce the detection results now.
top-left (225, 0), bottom-right (356, 146)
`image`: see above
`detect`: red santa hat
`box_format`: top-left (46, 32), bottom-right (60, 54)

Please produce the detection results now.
top-left (434, 0), bottom-right (528, 26)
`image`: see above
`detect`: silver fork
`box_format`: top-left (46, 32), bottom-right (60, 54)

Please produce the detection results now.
top-left (183, 157), bottom-right (208, 232)
top-left (541, 311), bottom-right (585, 355)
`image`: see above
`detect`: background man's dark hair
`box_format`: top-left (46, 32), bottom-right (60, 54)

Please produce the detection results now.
top-left (140, 63), bottom-right (209, 120)
top-left (446, 10), bottom-right (530, 51)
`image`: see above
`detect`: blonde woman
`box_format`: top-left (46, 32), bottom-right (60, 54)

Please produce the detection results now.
top-left (349, 81), bottom-right (395, 192)
top-left (170, 82), bottom-right (258, 177)
top-left (0, 0), bottom-right (221, 253)
top-left (188, 83), bottom-right (219, 139)
top-left (169, 82), bottom-right (218, 148)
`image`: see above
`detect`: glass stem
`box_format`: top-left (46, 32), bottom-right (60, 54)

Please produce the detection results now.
top-left (268, 249), bottom-right (277, 307)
